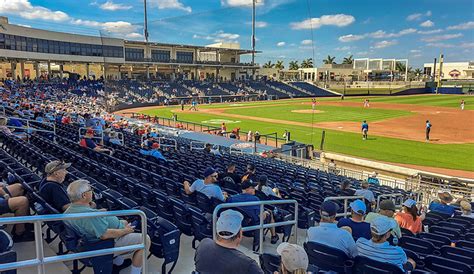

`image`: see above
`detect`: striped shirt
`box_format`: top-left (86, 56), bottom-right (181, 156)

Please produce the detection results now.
top-left (356, 238), bottom-right (407, 271)
top-left (307, 222), bottom-right (358, 258)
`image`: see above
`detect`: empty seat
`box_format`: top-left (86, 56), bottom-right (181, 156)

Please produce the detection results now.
top-left (304, 242), bottom-right (353, 273)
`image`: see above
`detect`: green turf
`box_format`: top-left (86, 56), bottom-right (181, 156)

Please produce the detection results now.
top-left (330, 88), bottom-right (406, 95)
top-left (140, 95), bottom-right (474, 171)
top-left (344, 94), bottom-right (474, 109)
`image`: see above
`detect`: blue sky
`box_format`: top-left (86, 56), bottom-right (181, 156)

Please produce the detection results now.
top-left (1, 0), bottom-right (473, 67)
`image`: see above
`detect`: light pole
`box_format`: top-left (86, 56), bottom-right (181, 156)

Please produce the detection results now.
top-left (144, 0), bottom-right (149, 42)
top-left (251, 0), bottom-right (256, 78)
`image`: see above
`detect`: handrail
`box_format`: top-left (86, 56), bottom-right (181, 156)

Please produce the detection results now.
top-left (190, 141), bottom-right (206, 151)
top-left (158, 137), bottom-right (177, 150)
top-left (0, 209), bottom-right (148, 274)
top-left (3, 116), bottom-right (56, 136)
top-left (324, 196), bottom-right (365, 217)
top-left (376, 193), bottom-right (403, 211)
top-left (212, 199), bottom-right (298, 255)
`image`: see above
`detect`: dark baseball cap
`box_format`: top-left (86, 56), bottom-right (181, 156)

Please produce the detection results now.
top-left (379, 200), bottom-right (396, 211)
top-left (203, 167), bottom-right (217, 178)
top-left (320, 201), bottom-right (339, 217)
top-left (241, 179), bottom-right (257, 190)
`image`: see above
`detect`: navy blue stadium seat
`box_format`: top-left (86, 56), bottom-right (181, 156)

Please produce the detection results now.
top-left (352, 256), bottom-right (404, 274)
top-left (429, 226), bottom-right (461, 241)
top-left (399, 236), bottom-right (438, 258)
top-left (188, 206), bottom-right (213, 249)
top-left (456, 240), bottom-right (474, 250)
top-left (169, 197), bottom-right (193, 236)
top-left (423, 255), bottom-right (472, 274)
top-left (440, 246), bottom-right (474, 269)
top-left (304, 242), bottom-right (353, 273)
top-left (419, 232), bottom-right (452, 249)
top-left (153, 190), bottom-right (174, 221)
top-left (259, 253), bottom-right (281, 274)
top-left (0, 229), bottom-right (17, 274)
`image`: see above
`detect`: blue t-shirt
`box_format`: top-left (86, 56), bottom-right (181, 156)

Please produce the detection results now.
top-left (362, 123), bottom-right (368, 130)
top-left (81, 138), bottom-right (97, 149)
top-left (190, 179), bottom-right (225, 201)
top-left (337, 218), bottom-right (371, 241)
top-left (227, 193), bottom-right (260, 222)
top-left (39, 179), bottom-right (70, 212)
top-left (7, 118), bottom-right (22, 128)
top-left (140, 149), bottom-right (166, 161)
top-left (426, 122), bottom-right (431, 129)
top-left (429, 202), bottom-right (455, 217)
top-left (356, 238), bottom-right (407, 271)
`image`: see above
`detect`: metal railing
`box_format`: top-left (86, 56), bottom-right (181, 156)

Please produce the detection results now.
top-left (190, 141), bottom-right (206, 151)
top-left (158, 137), bottom-right (177, 150)
top-left (376, 193), bottom-right (404, 211)
top-left (4, 116), bottom-right (56, 136)
top-left (78, 127), bottom-right (104, 143)
top-left (212, 200), bottom-right (298, 255)
top-left (324, 196), bottom-right (365, 217)
top-left (0, 209), bottom-right (147, 274)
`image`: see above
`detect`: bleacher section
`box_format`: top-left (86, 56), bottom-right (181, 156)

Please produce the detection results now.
top-left (267, 80), bottom-right (310, 97)
top-left (183, 80), bottom-right (230, 96)
top-left (290, 82), bottom-right (337, 97)
top-left (245, 81), bottom-right (290, 99)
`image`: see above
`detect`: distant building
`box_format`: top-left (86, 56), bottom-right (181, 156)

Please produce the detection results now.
top-left (424, 61), bottom-right (474, 80)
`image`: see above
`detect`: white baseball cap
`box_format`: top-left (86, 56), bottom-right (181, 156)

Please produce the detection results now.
top-left (277, 242), bottom-right (309, 272)
top-left (216, 210), bottom-right (243, 239)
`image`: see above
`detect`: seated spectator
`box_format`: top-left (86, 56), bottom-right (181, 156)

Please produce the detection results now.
top-left (307, 201), bottom-right (358, 258)
top-left (355, 181), bottom-right (375, 213)
top-left (184, 167), bottom-right (226, 201)
top-left (356, 217), bottom-right (416, 272)
top-left (194, 209), bottom-right (263, 274)
top-left (64, 180), bottom-right (150, 274)
top-left (337, 200), bottom-right (371, 241)
top-left (80, 128), bottom-right (113, 155)
top-left (276, 242), bottom-right (309, 274)
top-left (255, 175), bottom-right (280, 198)
top-left (365, 200), bottom-right (402, 241)
top-left (204, 143), bottom-right (221, 156)
top-left (227, 180), bottom-right (279, 244)
top-left (241, 163), bottom-right (257, 182)
top-left (339, 180), bottom-right (355, 196)
top-left (0, 117), bottom-right (12, 136)
top-left (141, 137), bottom-right (154, 149)
top-left (0, 181), bottom-right (33, 242)
top-left (108, 131), bottom-right (122, 145)
top-left (219, 163), bottom-right (241, 191)
top-left (139, 143), bottom-right (166, 161)
top-left (39, 160), bottom-right (71, 212)
top-left (367, 172), bottom-right (380, 185)
top-left (328, 159), bottom-right (338, 174)
top-left (428, 191), bottom-right (456, 217)
top-left (395, 199), bottom-right (424, 234)
top-left (460, 200), bottom-right (473, 218)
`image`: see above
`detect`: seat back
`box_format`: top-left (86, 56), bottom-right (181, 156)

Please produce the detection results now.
top-left (259, 253), bottom-right (281, 274)
top-left (195, 192), bottom-right (214, 214)
top-left (153, 190), bottom-right (174, 221)
top-left (352, 256), bottom-right (404, 274)
top-left (188, 206), bottom-right (213, 248)
top-left (424, 255), bottom-right (472, 274)
top-left (304, 242), bottom-right (351, 273)
top-left (440, 246), bottom-right (474, 268)
top-left (169, 197), bottom-right (193, 236)
top-left (399, 236), bottom-right (436, 257)
top-left (419, 232), bottom-right (452, 248)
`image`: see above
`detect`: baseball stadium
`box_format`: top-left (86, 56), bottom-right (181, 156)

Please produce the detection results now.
top-left (0, 0), bottom-right (474, 273)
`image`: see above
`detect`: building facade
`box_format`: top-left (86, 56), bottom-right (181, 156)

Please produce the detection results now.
top-left (424, 61), bottom-right (474, 80)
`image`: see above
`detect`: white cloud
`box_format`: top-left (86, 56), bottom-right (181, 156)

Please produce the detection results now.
top-left (372, 40), bottom-right (398, 49)
top-left (193, 30), bottom-right (240, 43)
top-left (421, 33), bottom-right (463, 42)
top-left (338, 34), bottom-right (365, 42)
top-left (300, 39), bottom-right (312, 45)
top-left (427, 42), bottom-right (474, 48)
top-left (425, 10), bottom-right (432, 17)
top-left (290, 14), bottom-right (355, 30)
top-left (72, 19), bottom-right (143, 39)
top-left (255, 21), bottom-right (268, 28)
top-left (17, 24), bottom-right (32, 28)
top-left (0, 0), bottom-right (70, 22)
top-left (335, 46), bottom-right (351, 51)
top-left (418, 29), bottom-right (443, 35)
top-left (407, 10), bottom-right (431, 21)
top-left (420, 20), bottom-right (434, 28)
top-left (100, 1), bottom-right (132, 11)
top-left (447, 21), bottom-right (474, 30)
top-left (149, 0), bottom-right (192, 13)
top-left (276, 41), bottom-right (286, 47)
top-left (410, 49), bottom-right (421, 53)
top-left (221, 0), bottom-right (264, 7)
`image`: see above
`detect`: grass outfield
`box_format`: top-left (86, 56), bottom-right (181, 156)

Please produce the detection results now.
top-left (330, 88), bottom-right (406, 95)
top-left (139, 95), bottom-right (474, 171)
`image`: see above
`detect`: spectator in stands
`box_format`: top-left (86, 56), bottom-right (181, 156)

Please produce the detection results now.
top-left (194, 209), bottom-right (263, 274)
top-left (254, 131), bottom-right (261, 144)
top-left (39, 160), bottom-right (72, 212)
top-left (307, 201), bottom-right (358, 258)
top-left (256, 175), bottom-right (280, 198)
top-left (219, 163), bottom-right (241, 190)
top-left (428, 190), bottom-right (456, 217)
top-left (365, 200), bottom-right (402, 242)
top-left (355, 181), bottom-right (376, 213)
top-left (108, 131), bottom-right (122, 145)
top-left (337, 200), bottom-right (371, 241)
top-left (65, 180), bottom-right (150, 274)
top-left (328, 159), bottom-right (338, 175)
top-left (356, 217), bottom-right (416, 272)
top-left (0, 117), bottom-right (12, 136)
top-left (367, 172), bottom-right (380, 185)
top-left (139, 143), bottom-right (166, 161)
top-left (276, 242), bottom-right (309, 274)
top-left (339, 180), bottom-right (355, 196)
top-left (0, 177), bottom-right (33, 242)
top-left (460, 200), bottom-right (473, 218)
top-left (227, 180), bottom-right (279, 244)
top-left (395, 199), bottom-right (424, 234)
top-left (80, 128), bottom-right (113, 155)
top-left (184, 167), bottom-right (226, 201)
top-left (241, 163), bottom-right (257, 182)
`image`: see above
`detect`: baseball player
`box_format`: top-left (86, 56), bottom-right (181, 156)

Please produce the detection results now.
top-left (461, 100), bottom-right (465, 110)
top-left (361, 120), bottom-right (369, 140)
top-left (425, 120), bottom-right (432, 141)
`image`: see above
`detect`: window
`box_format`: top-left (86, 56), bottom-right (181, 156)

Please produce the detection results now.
top-left (0, 34), bottom-right (5, 49)
top-left (125, 48), bottom-right (144, 61)
top-left (151, 50), bottom-right (170, 62)
top-left (176, 51), bottom-right (193, 63)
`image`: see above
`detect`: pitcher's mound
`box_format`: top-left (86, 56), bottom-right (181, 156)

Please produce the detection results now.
top-left (291, 109), bottom-right (325, 114)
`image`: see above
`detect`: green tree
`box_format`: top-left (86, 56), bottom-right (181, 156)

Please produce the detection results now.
top-left (342, 55), bottom-right (354, 65)
top-left (262, 61), bottom-right (275, 68)
top-left (301, 58), bottom-right (314, 68)
top-left (323, 55), bottom-right (336, 65)
top-left (289, 61), bottom-right (299, 70)
top-left (275, 60), bottom-right (285, 70)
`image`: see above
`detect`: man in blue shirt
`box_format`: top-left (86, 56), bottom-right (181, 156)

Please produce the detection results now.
top-left (425, 120), bottom-right (432, 141)
top-left (362, 120), bottom-right (369, 140)
top-left (39, 160), bottom-right (71, 212)
top-left (337, 199), bottom-right (371, 241)
top-left (184, 167), bottom-right (226, 202)
top-left (429, 191), bottom-right (456, 217)
top-left (356, 217), bottom-right (415, 272)
top-left (307, 201), bottom-right (358, 258)
top-left (139, 143), bottom-right (166, 161)
top-left (227, 180), bottom-right (279, 244)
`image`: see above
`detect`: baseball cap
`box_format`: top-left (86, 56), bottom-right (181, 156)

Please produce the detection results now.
top-left (320, 201), bottom-right (339, 217)
top-left (379, 199), bottom-right (396, 211)
top-left (203, 167), bottom-right (217, 178)
top-left (216, 210), bottom-right (243, 239)
top-left (241, 179), bottom-right (257, 190)
top-left (258, 175), bottom-right (268, 183)
top-left (86, 128), bottom-right (94, 135)
top-left (277, 242), bottom-right (309, 272)
top-left (247, 163), bottom-right (256, 171)
top-left (45, 160), bottom-right (71, 175)
top-left (402, 199), bottom-right (417, 208)
top-left (460, 200), bottom-right (471, 212)
top-left (350, 200), bottom-right (366, 215)
top-left (151, 143), bottom-right (160, 149)
top-left (371, 216), bottom-right (395, 236)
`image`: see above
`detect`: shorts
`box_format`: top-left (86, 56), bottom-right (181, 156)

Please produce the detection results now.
top-left (0, 198), bottom-right (11, 215)
top-left (403, 262), bottom-right (414, 271)
top-left (363, 129), bottom-right (368, 134)
top-left (114, 233), bottom-right (150, 257)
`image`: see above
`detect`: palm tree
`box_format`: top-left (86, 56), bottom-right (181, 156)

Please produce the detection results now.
top-left (323, 55), bottom-right (336, 65)
top-left (395, 62), bottom-right (406, 72)
top-left (263, 61), bottom-right (275, 68)
top-left (301, 58), bottom-right (314, 68)
top-left (275, 60), bottom-right (285, 70)
top-left (289, 61), bottom-right (299, 70)
top-left (342, 55), bottom-right (353, 65)
top-left (414, 68), bottom-right (423, 75)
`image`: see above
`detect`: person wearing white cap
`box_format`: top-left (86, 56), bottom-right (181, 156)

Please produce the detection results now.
top-left (194, 209), bottom-right (263, 274)
top-left (460, 200), bottom-right (473, 218)
top-left (276, 242), bottom-right (309, 274)
top-left (356, 216), bottom-right (416, 272)
top-left (337, 200), bottom-right (371, 241)
top-left (395, 199), bottom-right (425, 234)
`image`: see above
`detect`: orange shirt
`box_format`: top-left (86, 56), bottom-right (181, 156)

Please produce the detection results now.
top-left (395, 212), bottom-right (422, 234)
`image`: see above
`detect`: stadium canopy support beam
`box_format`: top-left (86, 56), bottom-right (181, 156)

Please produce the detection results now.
top-left (146, 66), bottom-right (150, 79)
top-left (10, 61), bottom-right (16, 81)
top-left (86, 63), bottom-right (90, 80)
top-left (19, 61), bottom-right (25, 81)
top-left (47, 62), bottom-right (51, 79)
top-left (35, 62), bottom-right (40, 80)
top-left (59, 63), bottom-right (64, 79)
top-left (118, 65), bottom-right (122, 80)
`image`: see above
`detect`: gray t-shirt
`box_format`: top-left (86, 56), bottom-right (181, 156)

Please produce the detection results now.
top-left (194, 238), bottom-right (263, 274)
